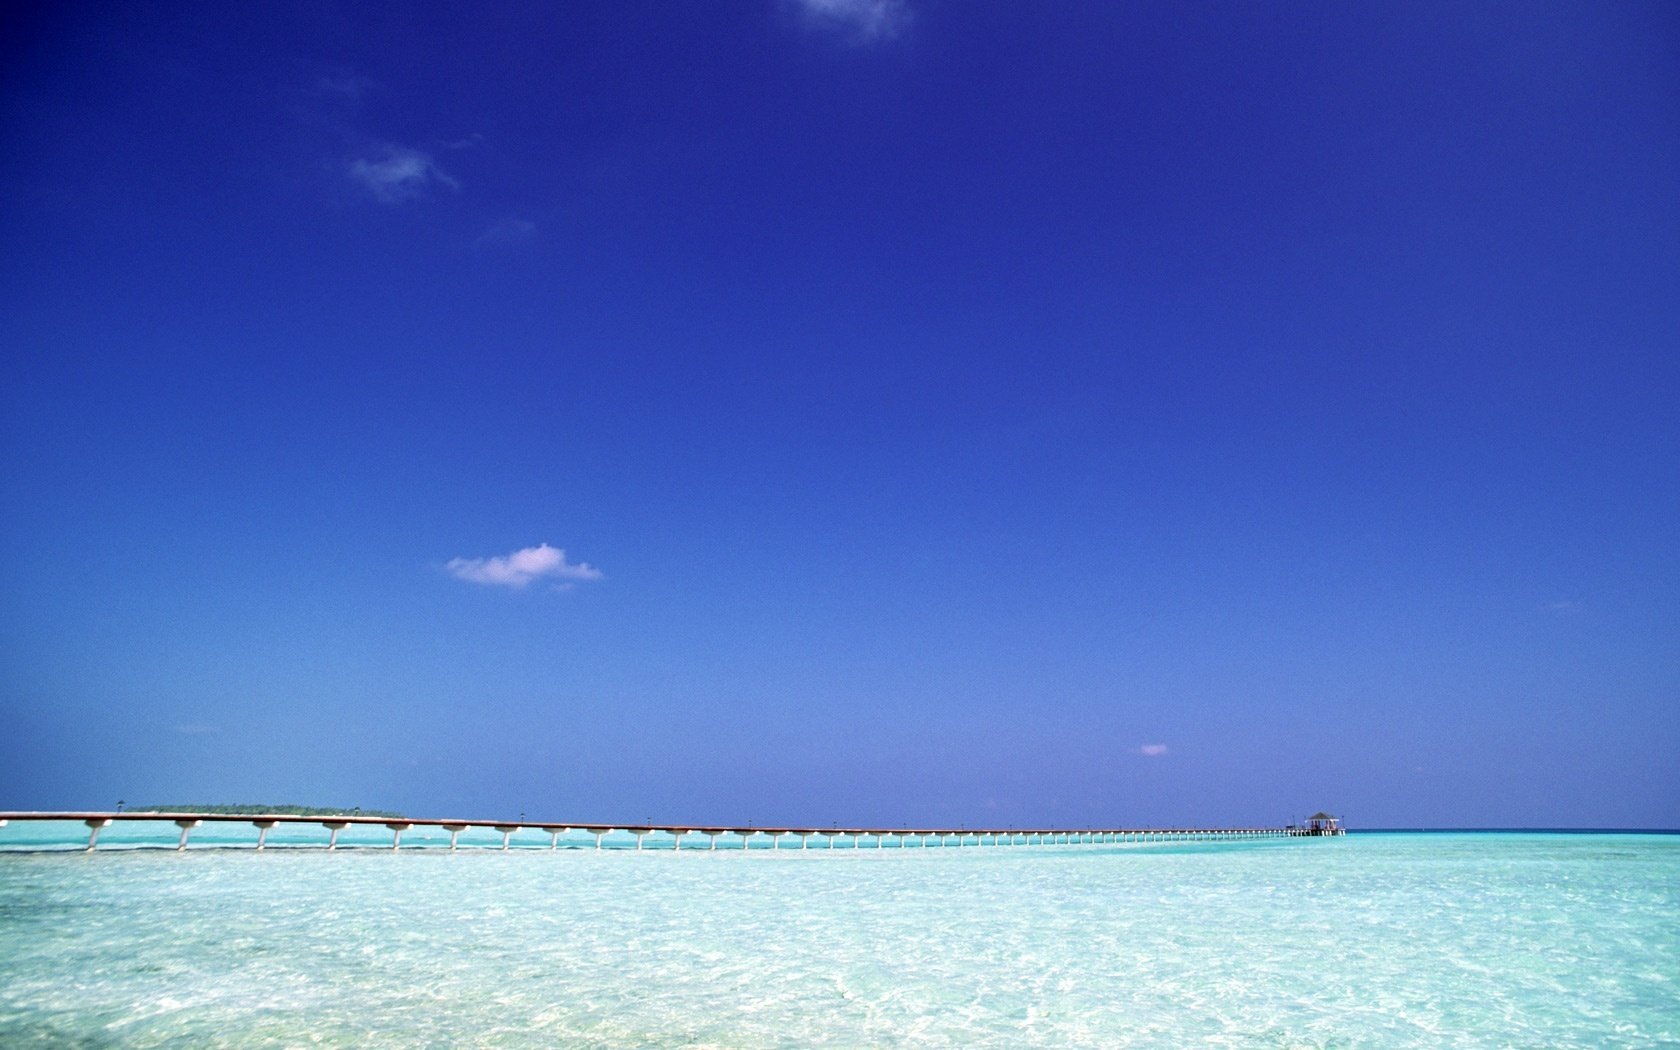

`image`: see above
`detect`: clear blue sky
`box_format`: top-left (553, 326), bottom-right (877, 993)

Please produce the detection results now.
top-left (3, 1), bottom-right (1675, 828)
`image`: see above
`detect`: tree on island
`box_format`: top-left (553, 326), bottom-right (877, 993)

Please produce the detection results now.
top-left (128, 803), bottom-right (406, 818)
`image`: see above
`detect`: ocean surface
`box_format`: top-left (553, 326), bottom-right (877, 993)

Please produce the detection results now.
top-left (0, 825), bottom-right (1675, 1047)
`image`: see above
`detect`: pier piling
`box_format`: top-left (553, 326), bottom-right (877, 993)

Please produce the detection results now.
top-left (84, 818), bottom-right (111, 851)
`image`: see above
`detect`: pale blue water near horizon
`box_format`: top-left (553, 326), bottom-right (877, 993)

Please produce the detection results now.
top-left (1, 829), bottom-right (1675, 1047)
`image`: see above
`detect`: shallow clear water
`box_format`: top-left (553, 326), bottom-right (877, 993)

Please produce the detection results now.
top-left (0, 829), bottom-right (1675, 1047)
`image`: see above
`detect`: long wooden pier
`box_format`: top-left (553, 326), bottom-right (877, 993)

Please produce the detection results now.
top-left (0, 811), bottom-right (1343, 852)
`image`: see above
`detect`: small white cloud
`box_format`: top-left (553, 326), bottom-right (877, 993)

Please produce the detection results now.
top-left (312, 74), bottom-right (374, 103)
top-left (477, 218), bottom-right (538, 246)
top-left (794, 0), bottom-right (910, 42)
top-left (1138, 744), bottom-right (1168, 757)
top-left (1544, 600), bottom-right (1580, 615)
top-left (348, 145), bottom-right (458, 204)
top-left (446, 543), bottom-right (602, 589)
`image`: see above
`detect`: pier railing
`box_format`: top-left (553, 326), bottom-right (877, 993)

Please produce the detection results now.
top-left (0, 811), bottom-right (1343, 852)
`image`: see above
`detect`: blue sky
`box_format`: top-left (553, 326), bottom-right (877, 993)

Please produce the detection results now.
top-left (2, 1), bottom-right (1675, 828)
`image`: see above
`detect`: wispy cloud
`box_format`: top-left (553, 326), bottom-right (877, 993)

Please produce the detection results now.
top-left (793, 0), bottom-right (911, 42)
top-left (1138, 743), bottom-right (1168, 757)
top-left (477, 217), bottom-right (537, 246)
top-left (1544, 599), bottom-right (1580, 615)
top-left (348, 145), bottom-right (458, 204)
top-left (312, 73), bottom-right (374, 104)
top-left (446, 543), bottom-right (602, 589)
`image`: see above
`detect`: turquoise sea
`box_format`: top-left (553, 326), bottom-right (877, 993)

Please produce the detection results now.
top-left (0, 826), bottom-right (1675, 1047)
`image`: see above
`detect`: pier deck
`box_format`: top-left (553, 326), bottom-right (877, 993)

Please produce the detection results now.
top-left (0, 811), bottom-right (1344, 852)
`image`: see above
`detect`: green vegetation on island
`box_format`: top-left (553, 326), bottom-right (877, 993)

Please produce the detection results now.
top-left (129, 804), bottom-right (406, 818)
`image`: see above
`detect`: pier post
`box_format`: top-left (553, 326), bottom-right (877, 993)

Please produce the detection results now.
top-left (706, 831), bottom-right (721, 851)
top-left (593, 829), bottom-right (609, 851)
top-left (323, 821), bottom-right (347, 849)
top-left (543, 826), bottom-right (565, 850)
top-left (633, 829), bottom-right (648, 851)
top-left (84, 818), bottom-right (111, 851)
top-left (386, 823), bottom-right (411, 851)
top-left (175, 819), bottom-right (201, 851)
top-left (798, 832), bottom-right (812, 850)
top-left (742, 831), bottom-right (754, 850)
top-left (445, 824), bottom-right (465, 851)
top-left (672, 831), bottom-right (686, 851)
top-left (495, 825), bottom-right (519, 851)
top-left (253, 820), bottom-right (275, 850)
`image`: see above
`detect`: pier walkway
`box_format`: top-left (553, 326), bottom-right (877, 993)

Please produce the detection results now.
top-left (0, 811), bottom-right (1343, 852)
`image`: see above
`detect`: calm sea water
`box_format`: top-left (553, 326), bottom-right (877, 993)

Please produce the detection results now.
top-left (0, 826), bottom-right (1674, 1047)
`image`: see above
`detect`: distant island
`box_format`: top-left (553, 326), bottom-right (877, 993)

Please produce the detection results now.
top-left (129, 804), bottom-right (406, 818)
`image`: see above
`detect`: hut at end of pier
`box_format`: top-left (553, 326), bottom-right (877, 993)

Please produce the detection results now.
top-left (1305, 812), bottom-right (1344, 836)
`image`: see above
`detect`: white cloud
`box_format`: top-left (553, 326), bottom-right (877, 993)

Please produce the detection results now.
top-left (794, 0), bottom-right (910, 42)
top-left (1138, 744), bottom-right (1168, 757)
top-left (477, 218), bottom-right (538, 246)
top-left (312, 74), bottom-right (374, 103)
top-left (446, 543), bottom-right (602, 589)
top-left (348, 145), bottom-right (458, 204)
top-left (1544, 599), bottom-right (1580, 614)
